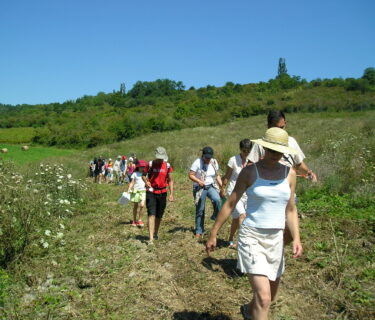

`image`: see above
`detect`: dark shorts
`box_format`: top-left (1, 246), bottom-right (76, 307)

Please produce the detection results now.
top-left (146, 191), bottom-right (167, 218)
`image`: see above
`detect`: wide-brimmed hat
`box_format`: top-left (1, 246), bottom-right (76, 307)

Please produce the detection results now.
top-left (202, 146), bottom-right (214, 159)
top-left (251, 127), bottom-right (299, 155)
top-left (155, 146), bottom-right (168, 161)
top-left (128, 157), bottom-right (133, 162)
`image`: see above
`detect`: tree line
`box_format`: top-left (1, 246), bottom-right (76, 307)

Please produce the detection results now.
top-left (0, 66), bottom-right (374, 148)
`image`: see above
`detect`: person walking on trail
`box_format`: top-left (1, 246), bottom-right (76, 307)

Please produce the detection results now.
top-left (142, 147), bottom-right (174, 244)
top-left (206, 128), bottom-right (303, 320)
top-left (127, 160), bottom-right (147, 227)
top-left (94, 156), bottom-right (105, 184)
top-left (113, 155), bottom-right (122, 185)
top-left (127, 157), bottom-right (136, 183)
top-left (220, 139), bottom-right (253, 248)
top-left (120, 155), bottom-right (127, 185)
top-left (249, 110), bottom-right (317, 182)
top-left (249, 110), bottom-right (317, 244)
top-left (189, 146), bottom-right (223, 239)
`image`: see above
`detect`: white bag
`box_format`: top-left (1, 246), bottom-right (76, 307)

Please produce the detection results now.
top-left (118, 192), bottom-right (130, 205)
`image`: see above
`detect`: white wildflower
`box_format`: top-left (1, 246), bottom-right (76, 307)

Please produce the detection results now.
top-left (56, 232), bottom-right (64, 239)
top-left (59, 223), bottom-right (65, 229)
top-left (67, 174), bottom-right (72, 179)
top-left (57, 179), bottom-right (62, 183)
top-left (57, 186), bottom-right (62, 190)
top-left (33, 189), bottom-right (39, 194)
top-left (47, 211), bottom-right (51, 216)
top-left (64, 199), bottom-right (70, 205)
top-left (45, 230), bottom-right (51, 236)
top-left (59, 200), bottom-right (64, 204)
top-left (44, 201), bottom-right (49, 205)
top-left (42, 242), bottom-right (49, 249)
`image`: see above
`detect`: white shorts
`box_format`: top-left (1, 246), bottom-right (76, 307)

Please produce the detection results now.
top-left (237, 225), bottom-right (284, 281)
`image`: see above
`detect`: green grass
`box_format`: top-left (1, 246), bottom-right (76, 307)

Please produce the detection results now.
top-left (0, 143), bottom-right (76, 164)
top-left (0, 127), bottom-right (35, 143)
top-left (1, 110), bottom-right (374, 319)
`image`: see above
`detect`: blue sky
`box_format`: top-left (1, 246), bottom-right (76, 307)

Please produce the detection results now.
top-left (1, 0), bottom-right (374, 105)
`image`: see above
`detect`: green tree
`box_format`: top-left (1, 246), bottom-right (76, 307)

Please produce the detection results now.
top-left (277, 58), bottom-right (288, 77)
top-left (362, 67), bottom-right (375, 85)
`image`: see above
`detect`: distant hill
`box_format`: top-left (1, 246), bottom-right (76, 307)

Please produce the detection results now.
top-left (1, 72), bottom-right (374, 148)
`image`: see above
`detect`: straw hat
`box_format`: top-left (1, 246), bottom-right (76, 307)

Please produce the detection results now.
top-left (251, 127), bottom-right (299, 155)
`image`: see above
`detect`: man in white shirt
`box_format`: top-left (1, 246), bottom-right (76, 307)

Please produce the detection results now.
top-left (249, 110), bottom-right (317, 181)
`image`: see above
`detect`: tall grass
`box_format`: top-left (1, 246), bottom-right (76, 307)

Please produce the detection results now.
top-left (0, 127), bottom-right (35, 143)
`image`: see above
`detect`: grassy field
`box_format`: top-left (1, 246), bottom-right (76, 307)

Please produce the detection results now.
top-left (1, 111), bottom-right (374, 319)
top-left (0, 127), bottom-right (35, 144)
top-left (0, 143), bottom-right (76, 164)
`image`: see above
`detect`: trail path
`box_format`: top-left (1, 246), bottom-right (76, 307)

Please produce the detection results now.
top-left (15, 179), bottom-right (328, 319)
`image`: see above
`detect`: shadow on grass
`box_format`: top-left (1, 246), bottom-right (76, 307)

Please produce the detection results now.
top-left (201, 257), bottom-right (244, 278)
top-left (135, 235), bottom-right (149, 242)
top-left (172, 311), bottom-right (231, 320)
top-left (167, 226), bottom-right (193, 234)
top-left (115, 220), bottom-right (133, 226)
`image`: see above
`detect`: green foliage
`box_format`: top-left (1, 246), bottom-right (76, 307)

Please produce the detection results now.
top-left (0, 161), bottom-right (88, 267)
top-left (362, 67), bottom-right (375, 85)
top-left (0, 70), bottom-right (374, 148)
top-left (0, 127), bottom-right (35, 143)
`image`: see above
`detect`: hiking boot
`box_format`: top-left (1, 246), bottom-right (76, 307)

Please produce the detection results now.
top-left (131, 221), bottom-right (137, 227)
top-left (153, 234), bottom-right (159, 240)
top-left (137, 220), bottom-right (144, 227)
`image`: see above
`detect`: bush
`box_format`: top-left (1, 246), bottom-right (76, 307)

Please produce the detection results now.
top-left (0, 161), bottom-right (88, 267)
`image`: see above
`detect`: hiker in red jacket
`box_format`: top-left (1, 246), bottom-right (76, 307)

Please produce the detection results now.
top-left (143, 147), bottom-right (174, 244)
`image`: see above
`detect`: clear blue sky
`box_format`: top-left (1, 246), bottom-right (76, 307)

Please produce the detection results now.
top-left (1, 0), bottom-right (374, 105)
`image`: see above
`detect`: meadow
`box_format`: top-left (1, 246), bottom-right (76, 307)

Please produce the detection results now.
top-left (0, 111), bottom-right (374, 319)
top-left (0, 127), bottom-right (35, 144)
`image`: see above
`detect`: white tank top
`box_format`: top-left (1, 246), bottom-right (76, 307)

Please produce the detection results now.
top-left (243, 164), bottom-right (290, 229)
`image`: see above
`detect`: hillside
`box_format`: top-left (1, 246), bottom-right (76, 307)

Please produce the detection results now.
top-left (0, 73), bottom-right (375, 148)
top-left (1, 111), bottom-right (374, 319)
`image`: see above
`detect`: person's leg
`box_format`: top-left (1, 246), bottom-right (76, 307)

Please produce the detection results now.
top-left (154, 193), bottom-right (167, 237)
top-left (146, 192), bottom-right (156, 241)
top-left (138, 201), bottom-right (145, 223)
top-left (248, 274), bottom-right (272, 320)
top-left (207, 187), bottom-right (221, 220)
top-left (239, 213), bottom-right (246, 225)
top-left (195, 188), bottom-right (208, 235)
top-left (148, 215), bottom-right (155, 241)
top-left (132, 203), bottom-right (138, 223)
top-left (270, 277), bottom-right (281, 302)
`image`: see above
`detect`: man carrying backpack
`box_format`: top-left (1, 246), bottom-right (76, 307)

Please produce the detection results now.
top-left (143, 147), bottom-right (174, 244)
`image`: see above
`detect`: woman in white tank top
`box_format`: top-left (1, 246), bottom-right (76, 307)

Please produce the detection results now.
top-left (206, 128), bottom-right (303, 320)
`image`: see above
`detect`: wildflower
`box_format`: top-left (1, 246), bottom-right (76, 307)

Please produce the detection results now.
top-left (45, 230), bottom-right (51, 236)
top-left (59, 200), bottom-right (64, 204)
top-left (33, 189), bottom-right (39, 194)
top-left (59, 223), bottom-right (65, 229)
top-left (44, 201), bottom-right (49, 205)
top-left (57, 179), bottom-right (62, 183)
top-left (56, 232), bottom-right (64, 239)
top-left (57, 186), bottom-right (62, 190)
top-left (47, 211), bottom-right (51, 216)
top-left (67, 174), bottom-right (72, 179)
top-left (42, 242), bottom-right (49, 249)
top-left (64, 199), bottom-right (70, 204)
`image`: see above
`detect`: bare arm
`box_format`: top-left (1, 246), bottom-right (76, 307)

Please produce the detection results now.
top-left (127, 178), bottom-right (135, 192)
top-left (220, 166), bottom-right (233, 197)
top-left (188, 170), bottom-right (205, 187)
top-left (167, 172), bottom-right (174, 202)
top-left (206, 166), bottom-right (254, 255)
top-left (286, 169), bottom-right (303, 258)
top-left (295, 161), bottom-right (317, 182)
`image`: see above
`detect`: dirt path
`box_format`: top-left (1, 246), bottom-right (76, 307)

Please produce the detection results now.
top-left (9, 180), bottom-right (335, 319)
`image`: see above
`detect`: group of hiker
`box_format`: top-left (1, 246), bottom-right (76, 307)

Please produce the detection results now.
top-left (89, 110), bottom-right (317, 320)
top-left (89, 154), bottom-right (137, 185)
